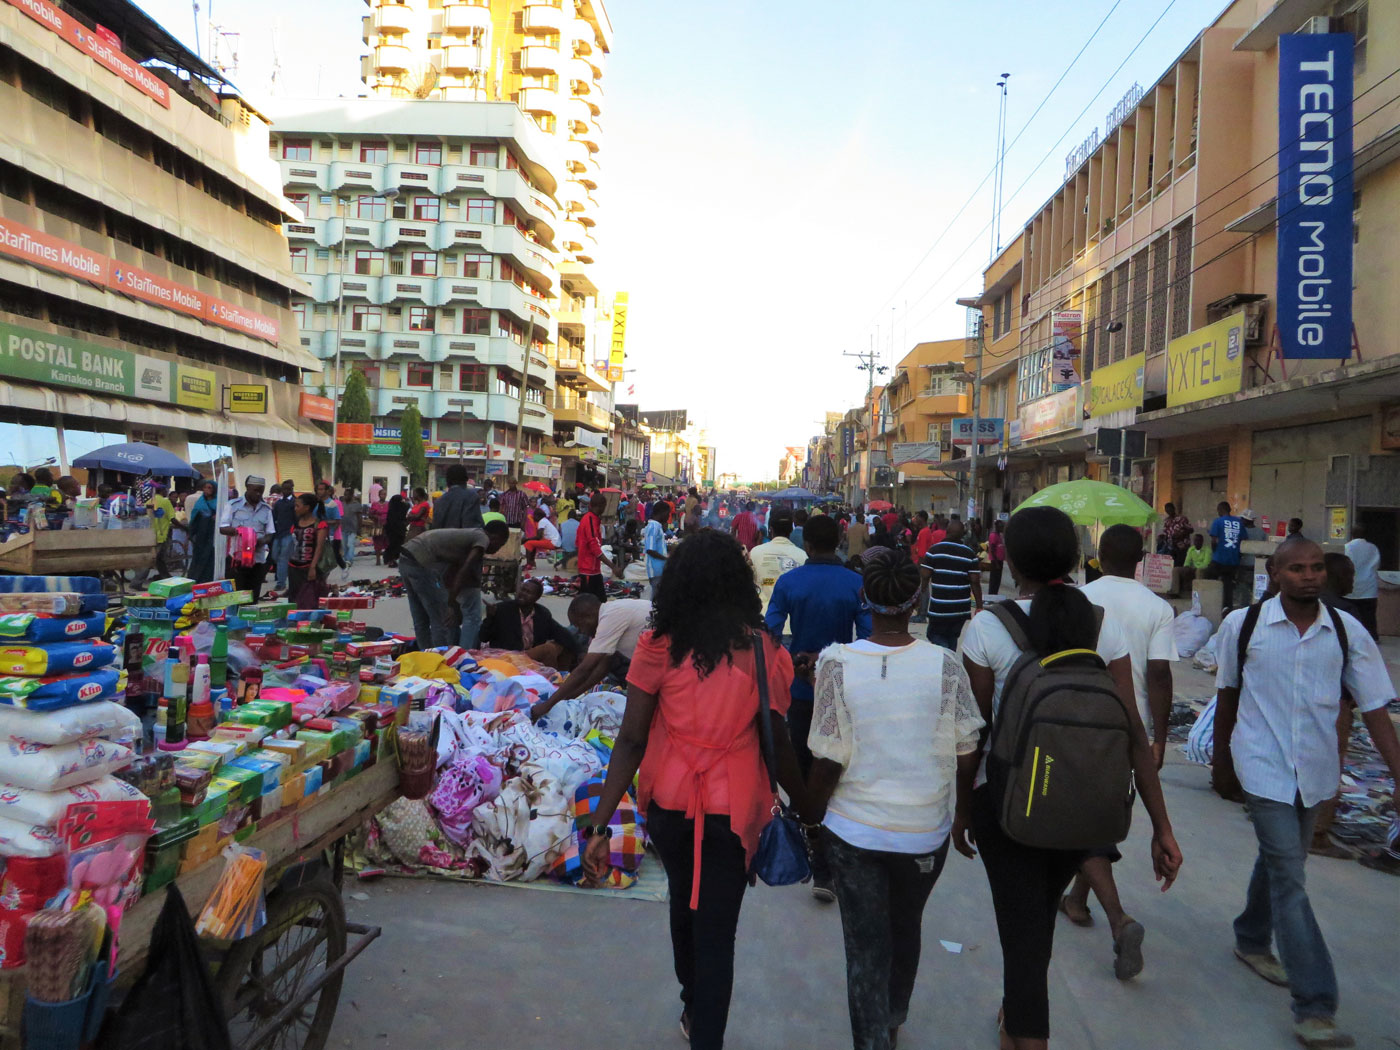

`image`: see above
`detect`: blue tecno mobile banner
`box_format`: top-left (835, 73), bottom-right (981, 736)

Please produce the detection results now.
top-left (1277, 33), bottom-right (1353, 359)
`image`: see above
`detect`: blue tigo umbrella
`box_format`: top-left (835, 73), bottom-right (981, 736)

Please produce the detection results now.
top-left (767, 487), bottom-right (821, 501)
top-left (72, 442), bottom-right (201, 478)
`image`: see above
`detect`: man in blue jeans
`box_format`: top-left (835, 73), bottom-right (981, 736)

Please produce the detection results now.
top-left (1211, 536), bottom-right (1400, 1050)
top-left (919, 519), bottom-right (982, 649)
top-left (766, 513), bottom-right (871, 902)
top-left (397, 521), bottom-right (510, 649)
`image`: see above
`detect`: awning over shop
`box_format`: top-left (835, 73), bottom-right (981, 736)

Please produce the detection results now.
top-left (0, 381), bottom-right (331, 447)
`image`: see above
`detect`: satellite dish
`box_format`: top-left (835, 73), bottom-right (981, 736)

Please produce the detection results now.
top-left (396, 61), bottom-right (440, 99)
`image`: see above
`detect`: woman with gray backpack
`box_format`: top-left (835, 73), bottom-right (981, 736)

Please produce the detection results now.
top-left (954, 505), bottom-right (1183, 1049)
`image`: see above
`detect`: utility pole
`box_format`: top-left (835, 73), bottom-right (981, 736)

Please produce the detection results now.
top-left (329, 195), bottom-right (348, 486)
top-left (512, 314), bottom-right (536, 481)
top-left (843, 344), bottom-right (887, 502)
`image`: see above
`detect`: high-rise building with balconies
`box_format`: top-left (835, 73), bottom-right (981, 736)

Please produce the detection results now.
top-left (263, 98), bottom-right (615, 492)
top-left (357, 0), bottom-right (614, 487)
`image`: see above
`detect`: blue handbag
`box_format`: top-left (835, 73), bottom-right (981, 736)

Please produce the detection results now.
top-left (749, 630), bottom-right (811, 887)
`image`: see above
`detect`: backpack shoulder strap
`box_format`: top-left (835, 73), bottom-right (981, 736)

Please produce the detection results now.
top-left (1325, 603), bottom-right (1350, 679)
top-left (989, 601), bottom-right (1033, 654)
top-left (1234, 602), bottom-right (1264, 691)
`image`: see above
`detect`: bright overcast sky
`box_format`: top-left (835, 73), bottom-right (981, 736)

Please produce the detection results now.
top-left (139, 0), bottom-right (1228, 481)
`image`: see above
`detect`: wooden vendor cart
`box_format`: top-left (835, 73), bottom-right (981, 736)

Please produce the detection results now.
top-left (0, 761), bottom-right (399, 1050)
top-left (0, 529), bottom-right (157, 593)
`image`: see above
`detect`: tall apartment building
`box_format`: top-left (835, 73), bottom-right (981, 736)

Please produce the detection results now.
top-left (962, 0), bottom-right (1400, 565)
top-left (0, 0), bottom-right (320, 485)
top-left (357, 0), bottom-right (616, 488)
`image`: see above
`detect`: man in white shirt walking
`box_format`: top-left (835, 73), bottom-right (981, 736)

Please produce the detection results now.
top-left (1061, 525), bottom-right (1177, 980)
top-left (748, 513), bottom-right (807, 615)
top-left (1212, 536), bottom-right (1400, 1050)
top-left (1343, 523), bottom-right (1381, 640)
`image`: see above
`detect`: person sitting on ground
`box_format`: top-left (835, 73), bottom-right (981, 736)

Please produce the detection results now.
top-left (480, 577), bottom-right (579, 670)
top-left (530, 593), bottom-right (652, 720)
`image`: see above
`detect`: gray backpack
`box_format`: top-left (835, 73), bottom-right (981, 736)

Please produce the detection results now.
top-left (985, 602), bottom-right (1136, 850)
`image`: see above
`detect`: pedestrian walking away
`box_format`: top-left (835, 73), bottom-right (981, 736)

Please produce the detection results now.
top-left (957, 506), bottom-right (1182, 1049)
top-left (575, 492), bottom-right (616, 601)
top-left (579, 530), bottom-right (808, 1050)
top-left (919, 519), bottom-right (982, 650)
top-left (748, 512), bottom-right (807, 614)
top-left (801, 548), bottom-right (984, 1050)
top-left (1343, 524), bottom-right (1381, 640)
top-left (1211, 535), bottom-right (1400, 1050)
top-left (986, 519), bottom-right (1006, 597)
top-left (1062, 524), bottom-right (1179, 980)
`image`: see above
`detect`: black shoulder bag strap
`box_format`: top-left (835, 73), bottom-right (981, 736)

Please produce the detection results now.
top-left (751, 629), bottom-right (778, 795)
top-left (989, 597), bottom-right (1104, 656)
top-left (1235, 600), bottom-right (1348, 692)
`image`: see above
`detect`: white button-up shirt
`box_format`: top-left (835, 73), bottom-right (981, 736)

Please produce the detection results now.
top-left (1214, 596), bottom-right (1394, 807)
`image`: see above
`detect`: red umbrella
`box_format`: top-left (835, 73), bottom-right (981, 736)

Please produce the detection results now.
top-left (867, 499), bottom-right (893, 511)
top-left (522, 481), bottom-right (552, 494)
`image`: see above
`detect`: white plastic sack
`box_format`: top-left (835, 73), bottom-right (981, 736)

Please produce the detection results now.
top-left (1183, 697), bottom-right (1217, 766)
top-left (1173, 611), bottom-right (1213, 660)
top-left (0, 774), bottom-right (146, 827)
top-left (0, 701), bottom-right (141, 747)
top-left (0, 814), bottom-right (63, 857)
top-left (1193, 630), bottom-right (1221, 673)
top-left (0, 737), bottom-right (133, 792)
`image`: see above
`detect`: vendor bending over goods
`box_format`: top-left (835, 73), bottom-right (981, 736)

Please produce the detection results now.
top-left (530, 594), bottom-right (651, 721)
top-left (398, 522), bottom-right (510, 650)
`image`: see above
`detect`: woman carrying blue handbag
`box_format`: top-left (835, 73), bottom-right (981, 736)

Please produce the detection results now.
top-left (800, 548), bottom-right (986, 1050)
top-left (582, 529), bottom-right (808, 1050)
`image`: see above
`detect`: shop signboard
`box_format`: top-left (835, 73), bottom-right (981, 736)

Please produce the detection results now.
top-left (5, 0), bottom-right (171, 106)
top-left (608, 292), bottom-right (628, 383)
top-left (1328, 506), bottom-right (1347, 540)
top-left (1050, 310), bottom-right (1083, 390)
top-left (951, 418), bottom-right (1004, 446)
top-left (174, 364), bottom-right (216, 410)
top-left (335, 423), bottom-right (373, 444)
top-left (228, 384), bottom-right (268, 413)
top-left (890, 442), bottom-right (941, 467)
top-left (1166, 312), bottom-right (1245, 408)
top-left (298, 392), bottom-right (335, 422)
top-left (1018, 387), bottom-right (1081, 442)
top-left (641, 439), bottom-right (651, 474)
top-left (1087, 352), bottom-right (1145, 418)
top-left (1134, 553), bottom-right (1174, 593)
top-left (1277, 33), bottom-right (1353, 359)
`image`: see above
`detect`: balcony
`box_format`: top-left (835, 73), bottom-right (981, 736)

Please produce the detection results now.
top-left (283, 219), bottom-right (323, 244)
top-left (325, 274), bottom-right (382, 301)
top-left (442, 0), bottom-right (491, 32)
top-left (518, 87), bottom-right (560, 117)
top-left (580, 46), bottom-right (604, 78)
top-left (435, 276), bottom-right (487, 305)
top-left (385, 162), bottom-right (439, 192)
top-left (563, 96), bottom-right (591, 130)
top-left (328, 216), bottom-right (382, 247)
top-left (549, 390), bottom-right (609, 432)
top-left (280, 160), bottom-right (328, 189)
top-left (522, 2), bottom-right (564, 33)
top-left (569, 17), bottom-right (597, 49)
top-left (560, 218), bottom-right (586, 254)
top-left (374, 44), bottom-right (413, 72)
top-left (435, 220), bottom-right (490, 251)
top-left (564, 56), bottom-right (593, 88)
top-left (552, 350), bottom-right (608, 393)
top-left (329, 162), bottom-right (381, 193)
top-left (376, 330), bottom-right (436, 361)
top-left (442, 45), bottom-right (484, 73)
top-left (520, 45), bottom-right (560, 73)
top-left (382, 219), bottom-right (434, 247)
top-left (381, 275), bottom-right (433, 303)
top-left (915, 390), bottom-right (970, 416)
top-left (563, 138), bottom-right (590, 168)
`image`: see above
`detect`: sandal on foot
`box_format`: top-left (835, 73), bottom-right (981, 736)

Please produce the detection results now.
top-left (1058, 894), bottom-right (1094, 927)
top-left (1234, 948), bottom-right (1289, 986)
top-left (1113, 919), bottom-right (1146, 980)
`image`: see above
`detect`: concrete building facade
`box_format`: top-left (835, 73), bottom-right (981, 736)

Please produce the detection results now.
top-left (0, 0), bottom-right (321, 485)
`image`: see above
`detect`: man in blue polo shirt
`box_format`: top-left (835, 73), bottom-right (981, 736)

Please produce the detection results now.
top-left (1207, 500), bottom-right (1245, 610)
top-left (766, 513), bottom-right (871, 903)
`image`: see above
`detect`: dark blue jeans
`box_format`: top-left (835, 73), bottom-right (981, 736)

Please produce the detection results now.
top-left (926, 617), bottom-right (967, 651)
top-left (1235, 793), bottom-right (1337, 1022)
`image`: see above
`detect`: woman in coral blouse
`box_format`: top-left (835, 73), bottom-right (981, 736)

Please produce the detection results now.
top-left (583, 529), bottom-right (807, 1049)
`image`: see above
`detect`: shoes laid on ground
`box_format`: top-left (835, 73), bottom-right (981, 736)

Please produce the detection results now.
top-left (810, 878), bottom-right (836, 904)
top-left (1113, 919), bottom-right (1146, 980)
top-left (1234, 947), bottom-right (1289, 986)
top-left (1293, 1017), bottom-right (1355, 1048)
top-left (1058, 894), bottom-right (1094, 927)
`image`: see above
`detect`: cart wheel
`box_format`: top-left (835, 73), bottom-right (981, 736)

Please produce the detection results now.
top-left (217, 877), bottom-right (348, 1050)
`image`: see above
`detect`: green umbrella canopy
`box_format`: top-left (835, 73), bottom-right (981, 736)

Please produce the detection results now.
top-left (1012, 479), bottom-right (1159, 527)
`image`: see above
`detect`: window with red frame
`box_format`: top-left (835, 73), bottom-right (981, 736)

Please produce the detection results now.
top-left (406, 362), bottom-right (434, 386)
top-left (360, 364), bottom-right (382, 386)
top-left (413, 196), bottom-right (441, 222)
top-left (351, 305), bottom-right (381, 331)
top-left (410, 251), bottom-right (437, 276)
top-left (465, 198), bottom-right (496, 224)
top-left (463, 309), bottom-right (489, 334)
top-left (462, 253), bottom-right (493, 278)
top-left (354, 250), bottom-right (384, 275)
top-left (459, 364), bottom-right (487, 391)
top-left (288, 247), bottom-right (309, 273)
top-left (415, 142), bottom-right (443, 165)
top-left (360, 141), bottom-right (389, 163)
top-left (408, 306), bottom-right (434, 331)
top-left (291, 301), bottom-right (308, 327)
top-left (287, 192), bottom-right (310, 213)
top-left (357, 195), bottom-right (387, 220)
top-left (499, 260), bottom-right (521, 287)
top-left (497, 316), bottom-right (524, 343)
top-left (282, 138), bottom-right (312, 160)
top-left (469, 144), bottom-right (498, 167)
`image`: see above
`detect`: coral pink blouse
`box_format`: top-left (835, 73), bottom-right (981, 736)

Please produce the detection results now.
top-left (627, 630), bottom-right (793, 908)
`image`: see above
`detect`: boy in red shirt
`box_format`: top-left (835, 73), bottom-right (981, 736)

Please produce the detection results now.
top-left (576, 492), bottom-right (615, 601)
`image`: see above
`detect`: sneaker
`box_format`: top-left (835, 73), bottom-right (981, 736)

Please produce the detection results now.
top-left (1113, 919), bottom-right (1146, 980)
top-left (1293, 1017), bottom-right (1355, 1048)
top-left (811, 878), bottom-right (836, 904)
top-left (1234, 948), bottom-right (1289, 986)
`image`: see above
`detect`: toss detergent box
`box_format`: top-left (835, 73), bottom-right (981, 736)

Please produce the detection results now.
top-left (190, 580), bottom-right (232, 600)
top-left (0, 641), bottom-right (117, 677)
top-left (225, 754), bottom-right (283, 795)
top-left (212, 765), bottom-right (263, 805)
top-left (147, 577), bottom-right (195, 598)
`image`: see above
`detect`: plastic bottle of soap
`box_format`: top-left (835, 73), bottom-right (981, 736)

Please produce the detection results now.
top-left (210, 625), bottom-right (228, 689)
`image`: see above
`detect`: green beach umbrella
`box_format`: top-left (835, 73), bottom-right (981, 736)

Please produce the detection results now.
top-left (1012, 479), bottom-right (1158, 527)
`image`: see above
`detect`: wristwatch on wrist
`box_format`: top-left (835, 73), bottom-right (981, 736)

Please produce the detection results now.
top-left (581, 824), bottom-right (613, 840)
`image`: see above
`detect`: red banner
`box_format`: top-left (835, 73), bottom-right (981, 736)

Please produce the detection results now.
top-left (335, 422), bottom-right (372, 444)
top-left (0, 215), bottom-right (281, 344)
top-left (300, 392), bottom-right (335, 422)
top-left (6, 0), bottom-right (170, 107)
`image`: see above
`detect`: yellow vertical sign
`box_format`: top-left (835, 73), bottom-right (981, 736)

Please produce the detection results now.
top-left (608, 292), bottom-right (628, 383)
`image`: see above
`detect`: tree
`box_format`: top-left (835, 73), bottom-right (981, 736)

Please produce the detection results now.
top-left (335, 366), bottom-right (371, 492)
top-left (399, 403), bottom-right (427, 490)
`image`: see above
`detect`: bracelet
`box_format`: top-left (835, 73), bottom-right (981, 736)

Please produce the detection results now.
top-left (581, 824), bottom-right (613, 840)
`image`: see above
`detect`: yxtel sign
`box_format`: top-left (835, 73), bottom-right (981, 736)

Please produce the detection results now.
top-left (1277, 33), bottom-right (1353, 359)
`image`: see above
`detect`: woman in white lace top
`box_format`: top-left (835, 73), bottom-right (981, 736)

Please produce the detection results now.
top-left (801, 547), bottom-right (984, 1050)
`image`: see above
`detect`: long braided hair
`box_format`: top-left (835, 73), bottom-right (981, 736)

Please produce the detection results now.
top-left (861, 547), bottom-right (921, 616)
